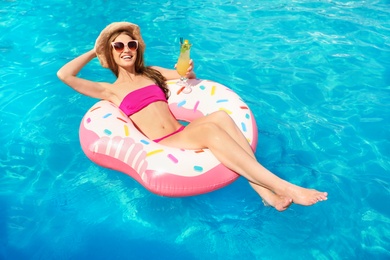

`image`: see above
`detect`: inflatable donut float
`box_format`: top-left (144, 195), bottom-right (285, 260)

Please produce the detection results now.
top-left (79, 79), bottom-right (258, 197)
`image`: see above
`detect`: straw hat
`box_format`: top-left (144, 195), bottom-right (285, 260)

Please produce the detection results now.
top-left (94, 22), bottom-right (146, 68)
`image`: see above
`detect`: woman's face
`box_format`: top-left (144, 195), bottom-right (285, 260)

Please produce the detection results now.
top-left (111, 33), bottom-right (138, 69)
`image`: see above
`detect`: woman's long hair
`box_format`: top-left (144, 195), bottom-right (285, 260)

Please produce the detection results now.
top-left (103, 31), bottom-right (170, 99)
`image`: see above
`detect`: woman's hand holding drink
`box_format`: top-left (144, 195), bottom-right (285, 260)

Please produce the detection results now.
top-left (176, 38), bottom-right (192, 93)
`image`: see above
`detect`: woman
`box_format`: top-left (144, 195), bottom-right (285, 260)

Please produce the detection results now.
top-left (57, 22), bottom-right (327, 211)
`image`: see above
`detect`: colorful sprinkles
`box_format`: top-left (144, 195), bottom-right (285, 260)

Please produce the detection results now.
top-left (177, 100), bottom-right (186, 107)
top-left (211, 85), bottom-right (216, 95)
top-left (116, 117), bottom-right (128, 123)
top-left (241, 122), bottom-right (247, 132)
top-left (140, 139), bottom-right (150, 145)
top-left (83, 80), bottom-right (256, 184)
top-left (103, 113), bottom-right (112, 118)
top-left (147, 149), bottom-right (163, 156)
top-left (193, 101), bottom-right (200, 112)
top-left (177, 86), bottom-right (185, 95)
top-left (168, 154), bottom-right (178, 163)
top-left (124, 125), bottom-right (129, 136)
top-left (216, 99), bottom-right (228, 103)
top-left (193, 166), bottom-right (203, 172)
top-left (90, 106), bottom-right (101, 112)
top-left (219, 107), bottom-right (232, 114)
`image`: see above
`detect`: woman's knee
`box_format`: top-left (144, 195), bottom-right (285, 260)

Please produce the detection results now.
top-left (197, 121), bottom-right (221, 134)
top-left (210, 110), bottom-right (232, 123)
top-left (199, 122), bottom-right (228, 144)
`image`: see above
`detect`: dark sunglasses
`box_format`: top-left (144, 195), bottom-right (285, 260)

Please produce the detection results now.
top-left (111, 40), bottom-right (139, 52)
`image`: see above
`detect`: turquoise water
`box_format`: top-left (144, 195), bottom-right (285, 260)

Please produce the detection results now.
top-left (1, 0), bottom-right (389, 259)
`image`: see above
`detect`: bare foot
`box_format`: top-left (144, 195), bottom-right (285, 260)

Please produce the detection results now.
top-left (249, 183), bottom-right (293, 211)
top-left (262, 195), bottom-right (293, 212)
top-left (282, 184), bottom-right (328, 206)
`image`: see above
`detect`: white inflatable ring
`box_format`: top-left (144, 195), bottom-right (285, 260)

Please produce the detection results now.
top-left (79, 79), bottom-right (258, 197)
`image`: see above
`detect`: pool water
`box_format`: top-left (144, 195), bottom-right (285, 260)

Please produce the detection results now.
top-left (1, 0), bottom-right (389, 259)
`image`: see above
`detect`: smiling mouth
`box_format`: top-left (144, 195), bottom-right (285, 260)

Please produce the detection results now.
top-left (122, 55), bottom-right (133, 60)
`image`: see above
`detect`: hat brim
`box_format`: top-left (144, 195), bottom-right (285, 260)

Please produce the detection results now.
top-left (94, 22), bottom-right (145, 68)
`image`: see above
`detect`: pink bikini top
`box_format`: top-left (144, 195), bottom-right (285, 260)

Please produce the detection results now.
top-left (119, 85), bottom-right (167, 116)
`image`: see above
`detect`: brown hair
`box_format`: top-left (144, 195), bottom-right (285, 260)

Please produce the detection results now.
top-left (103, 31), bottom-right (170, 99)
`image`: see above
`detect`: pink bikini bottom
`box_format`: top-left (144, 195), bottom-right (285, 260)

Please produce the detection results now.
top-left (153, 126), bottom-right (185, 143)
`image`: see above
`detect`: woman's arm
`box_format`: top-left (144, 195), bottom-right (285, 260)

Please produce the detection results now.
top-left (57, 49), bottom-right (114, 101)
top-left (152, 59), bottom-right (196, 80)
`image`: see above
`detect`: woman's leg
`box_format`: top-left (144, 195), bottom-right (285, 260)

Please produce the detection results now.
top-left (160, 111), bottom-right (328, 206)
top-left (191, 111), bottom-right (293, 211)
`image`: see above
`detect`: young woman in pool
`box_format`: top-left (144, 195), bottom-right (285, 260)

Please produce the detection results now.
top-left (57, 22), bottom-right (327, 211)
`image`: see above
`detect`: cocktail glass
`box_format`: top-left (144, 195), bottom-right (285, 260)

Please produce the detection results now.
top-left (176, 38), bottom-right (192, 94)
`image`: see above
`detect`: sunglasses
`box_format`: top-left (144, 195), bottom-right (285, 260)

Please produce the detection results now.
top-left (111, 40), bottom-right (139, 52)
